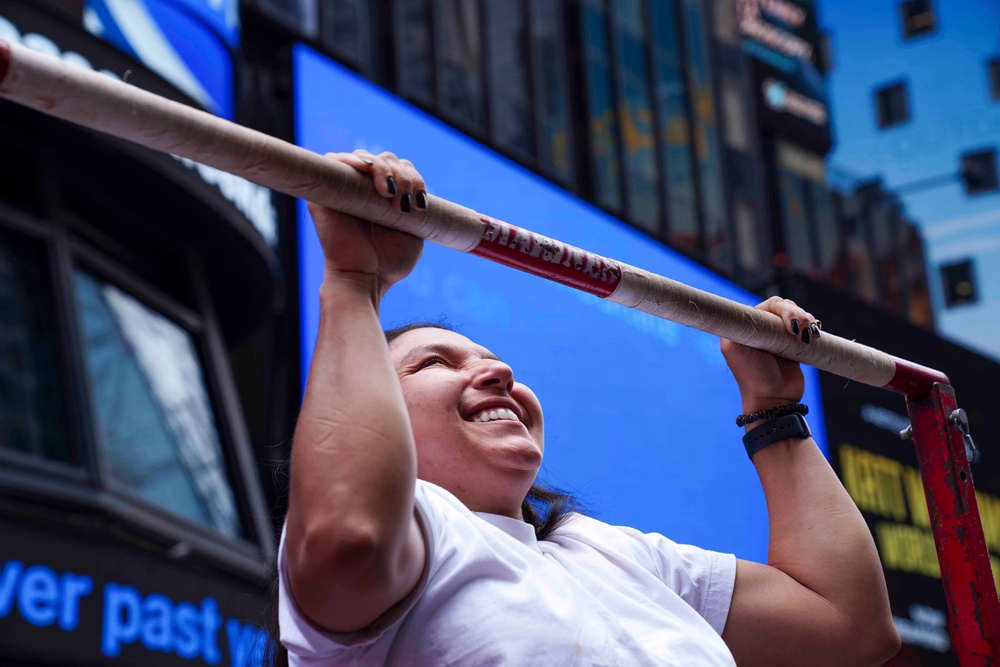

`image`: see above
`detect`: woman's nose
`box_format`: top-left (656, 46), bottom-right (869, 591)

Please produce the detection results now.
top-left (474, 359), bottom-right (515, 392)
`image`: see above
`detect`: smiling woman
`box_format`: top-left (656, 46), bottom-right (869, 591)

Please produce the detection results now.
top-left (272, 150), bottom-right (900, 667)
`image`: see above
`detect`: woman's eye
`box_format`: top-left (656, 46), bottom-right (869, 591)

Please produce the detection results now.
top-left (418, 357), bottom-right (445, 370)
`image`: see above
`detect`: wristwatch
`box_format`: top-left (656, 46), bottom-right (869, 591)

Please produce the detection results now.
top-left (742, 413), bottom-right (811, 460)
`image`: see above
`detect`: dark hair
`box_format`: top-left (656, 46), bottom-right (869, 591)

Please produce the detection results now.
top-left (263, 322), bottom-right (583, 664)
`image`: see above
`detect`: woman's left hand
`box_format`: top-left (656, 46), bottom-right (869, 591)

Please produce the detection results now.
top-left (720, 296), bottom-right (821, 416)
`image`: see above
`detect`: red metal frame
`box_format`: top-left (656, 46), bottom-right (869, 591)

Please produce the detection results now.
top-left (905, 382), bottom-right (1000, 664)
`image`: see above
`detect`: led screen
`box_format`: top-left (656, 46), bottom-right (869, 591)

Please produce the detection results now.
top-left (294, 44), bottom-right (826, 562)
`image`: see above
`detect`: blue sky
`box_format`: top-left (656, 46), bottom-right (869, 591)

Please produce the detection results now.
top-left (819, 0), bottom-right (1000, 361)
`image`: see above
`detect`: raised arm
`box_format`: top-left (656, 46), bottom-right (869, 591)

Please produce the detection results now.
top-left (720, 297), bottom-right (900, 667)
top-left (285, 151), bottom-right (427, 633)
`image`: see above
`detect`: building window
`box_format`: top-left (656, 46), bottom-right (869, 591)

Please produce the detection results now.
top-left (530, 0), bottom-right (575, 183)
top-left (73, 270), bottom-right (242, 538)
top-left (990, 58), bottom-right (1000, 101)
top-left (484, 0), bottom-right (533, 157)
top-left (435, 0), bottom-right (485, 129)
top-left (321, 0), bottom-right (372, 74)
top-left (874, 81), bottom-right (910, 129)
top-left (612, 0), bottom-right (660, 230)
top-left (650, 0), bottom-right (699, 255)
top-left (258, 0), bottom-right (319, 37)
top-left (581, 0), bottom-right (623, 211)
top-left (393, 0), bottom-right (434, 106)
top-left (940, 259), bottom-right (978, 308)
top-left (900, 0), bottom-right (936, 40)
top-left (0, 227), bottom-right (74, 464)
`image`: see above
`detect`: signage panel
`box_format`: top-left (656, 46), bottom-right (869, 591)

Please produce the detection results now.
top-left (293, 45), bottom-right (829, 563)
top-left (0, 519), bottom-right (267, 666)
top-left (739, 0), bottom-right (832, 152)
top-left (796, 276), bottom-right (1000, 665)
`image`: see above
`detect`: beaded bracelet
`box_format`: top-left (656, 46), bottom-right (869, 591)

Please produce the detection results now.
top-left (736, 403), bottom-right (809, 427)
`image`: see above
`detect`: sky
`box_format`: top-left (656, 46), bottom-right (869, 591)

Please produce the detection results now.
top-left (818, 0), bottom-right (1000, 362)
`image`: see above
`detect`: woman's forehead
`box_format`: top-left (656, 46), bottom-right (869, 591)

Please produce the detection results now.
top-left (389, 327), bottom-right (495, 361)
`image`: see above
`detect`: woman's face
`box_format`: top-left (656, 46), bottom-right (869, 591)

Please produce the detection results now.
top-left (390, 327), bottom-right (545, 517)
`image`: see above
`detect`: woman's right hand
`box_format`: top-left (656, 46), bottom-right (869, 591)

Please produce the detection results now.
top-left (308, 150), bottom-right (426, 304)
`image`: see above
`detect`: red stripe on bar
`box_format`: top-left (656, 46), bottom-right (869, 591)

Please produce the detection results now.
top-left (883, 356), bottom-right (951, 398)
top-left (0, 41), bottom-right (10, 86)
top-left (471, 216), bottom-right (621, 297)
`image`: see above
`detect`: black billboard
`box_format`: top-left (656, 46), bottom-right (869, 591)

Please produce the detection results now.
top-left (791, 277), bottom-right (1000, 666)
top-left (738, 0), bottom-right (832, 153)
top-left (0, 518), bottom-right (269, 666)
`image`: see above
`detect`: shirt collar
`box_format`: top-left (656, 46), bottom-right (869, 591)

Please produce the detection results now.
top-left (475, 511), bottom-right (540, 550)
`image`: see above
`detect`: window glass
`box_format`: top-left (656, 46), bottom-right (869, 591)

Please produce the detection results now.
top-left (778, 171), bottom-right (815, 276)
top-left (393, 0), bottom-right (433, 105)
top-left (74, 271), bottom-right (241, 538)
top-left (990, 58), bottom-right (1000, 101)
top-left (681, 0), bottom-right (732, 273)
top-left (875, 81), bottom-right (910, 129)
top-left (258, 0), bottom-right (319, 37)
top-left (810, 183), bottom-right (843, 286)
top-left (613, 0), bottom-right (660, 231)
top-left (0, 227), bottom-right (73, 464)
top-left (581, 0), bottom-right (622, 211)
top-left (529, 0), bottom-right (574, 182)
top-left (485, 0), bottom-right (533, 157)
top-left (322, 0), bottom-right (372, 74)
top-left (435, 0), bottom-right (485, 128)
top-left (650, 0), bottom-right (699, 254)
top-left (900, 0), bottom-right (936, 40)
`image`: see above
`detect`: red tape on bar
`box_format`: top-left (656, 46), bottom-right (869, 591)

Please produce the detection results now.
top-left (470, 216), bottom-right (622, 297)
top-left (0, 40), bottom-right (10, 85)
top-left (883, 356), bottom-right (951, 398)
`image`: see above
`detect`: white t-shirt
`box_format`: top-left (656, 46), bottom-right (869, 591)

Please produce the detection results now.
top-left (279, 480), bottom-right (737, 666)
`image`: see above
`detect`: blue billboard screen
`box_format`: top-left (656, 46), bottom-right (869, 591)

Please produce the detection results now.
top-left (293, 44), bottom-right (826, 562)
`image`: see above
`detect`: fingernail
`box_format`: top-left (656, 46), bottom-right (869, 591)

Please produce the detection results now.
top-left (386, 177), bottom-right (397, 196)
top-left (401, 193), bottom-right (411, 213)
top-left (416, 191), bottom-right (427, 209)
top-left (802, 329), bottom-right (811, 344)
top-left (791, 319), bottom-right (800, 336)
top-left (815, 320), bottom-right (823, 330)
top-left (810, 323), bottom-right (821, 338)
top-left (360, 157), bottom-right (374, 166)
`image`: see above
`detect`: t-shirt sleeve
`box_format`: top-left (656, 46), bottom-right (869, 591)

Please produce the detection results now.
top-left (618, 525), bottom-right (737, 635)
top-left (277, 482), bottom-right (438, 663)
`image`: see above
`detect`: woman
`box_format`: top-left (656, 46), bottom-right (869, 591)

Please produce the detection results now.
top-left (278, 151), bottom-right (900, 665)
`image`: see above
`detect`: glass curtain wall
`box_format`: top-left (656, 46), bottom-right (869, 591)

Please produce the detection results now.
top-left (611, 0), bottom-right (659, 231)
top-left (649, 0), bottom-right (699, 255)
top-left (434, 0), bottom-right (485, 129)
top-left (529, 0), bottom-right (574, 183)
top-left (680, 0), bottom-right (732, 273)
top-left (484, 0), bottom-right (533, 158)
top-left (580, 0), bottom-right (623, 211)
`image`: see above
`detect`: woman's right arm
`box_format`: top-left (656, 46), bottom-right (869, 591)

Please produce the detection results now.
top-left (284, 151), bottom-right (428, 634)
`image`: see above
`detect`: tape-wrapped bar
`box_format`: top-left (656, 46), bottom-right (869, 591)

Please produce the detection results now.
top-left (0, 39), bottom-right (949, 397)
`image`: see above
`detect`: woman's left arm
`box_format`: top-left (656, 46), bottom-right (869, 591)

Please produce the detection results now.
top-left (719, 297), bottom-right (900, 667)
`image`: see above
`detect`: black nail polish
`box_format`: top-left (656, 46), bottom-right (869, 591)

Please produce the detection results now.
top-left (386, 176), bottom-right (397, 196)
top-left (811, 323), bottom-right (821, 338)
top-left (802, 329), bottom-right (811, 344)
top-left (360, 157), bottom-right (374, 166)
top-left (401, 193), bottom-right (411, 212)
top-left (791, 319), bottom-right (800, 336)
top-left (416, 191), bottom-right (427, 209)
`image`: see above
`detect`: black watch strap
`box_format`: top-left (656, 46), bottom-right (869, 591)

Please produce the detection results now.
top-left (742, 413), bottom-right (811, 459)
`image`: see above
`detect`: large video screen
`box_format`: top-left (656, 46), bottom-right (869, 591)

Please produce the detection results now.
top-left (293, 44), bottom-right (827, 562)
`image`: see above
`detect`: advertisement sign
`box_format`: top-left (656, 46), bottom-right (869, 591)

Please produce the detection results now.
top-left (738, 0), bottom-right (832, 152)
top-left (795, 277), bottom-right (1000, 665)
top-left (0, 519), bottom-right (267, 666)
top-left (0, 0), bottom-right (274, 247)
top-left (293, 44), bottom-right (828, 563)
top-left (83, 0), bottom-right (236, 118)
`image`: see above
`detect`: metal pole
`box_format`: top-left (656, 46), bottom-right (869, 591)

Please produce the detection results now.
top-left (907, 382), bottom-right (1000, 664)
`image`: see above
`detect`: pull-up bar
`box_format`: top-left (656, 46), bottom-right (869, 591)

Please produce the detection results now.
top-left (0, 39), bottom-right (996, 663)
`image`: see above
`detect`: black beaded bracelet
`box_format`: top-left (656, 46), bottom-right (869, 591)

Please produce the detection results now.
top-left (736, 403), bottom-right (808, 427)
